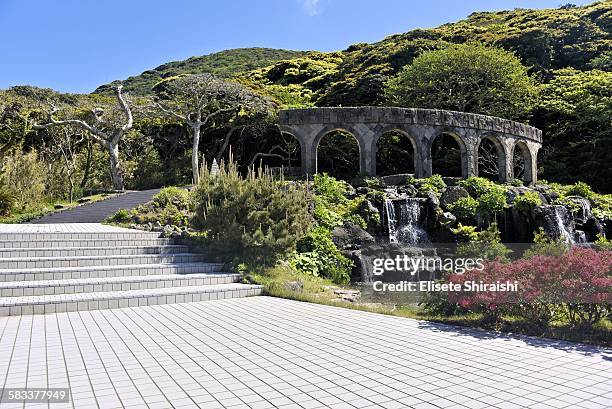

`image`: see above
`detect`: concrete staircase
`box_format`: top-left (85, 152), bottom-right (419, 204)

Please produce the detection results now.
top-left (0, 229), bottom-right (262, 316)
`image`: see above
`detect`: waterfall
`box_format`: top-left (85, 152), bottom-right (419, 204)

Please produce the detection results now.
top-left (554, 206), bottom-right (575, 244)
top-left (384, 198), bottom-right (430, 245)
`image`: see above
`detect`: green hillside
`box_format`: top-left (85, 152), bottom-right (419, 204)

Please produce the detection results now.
top-left (93, 47), bottom-right (309, 95)
top-left (238, 1), bottom-right (611, 107)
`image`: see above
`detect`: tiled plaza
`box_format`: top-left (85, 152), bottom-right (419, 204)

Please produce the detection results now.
top-left (1, 296), bottom-right (610, 408)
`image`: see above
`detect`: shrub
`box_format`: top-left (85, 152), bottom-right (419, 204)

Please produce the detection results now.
top-left (107, 208), bottom-right (132, 223)
top-left (153, 187), bottom-right (192, 210)
top-left (448, 196), bottom-right (478, 222)
top-left (2, 151), bottom-right (46, 208)
top-left (291, 227), bottom-right (353, 284)
top-left (455, 222), bottom-right (511, 262)
top-left (510, 179), bottom-right (524, 187)
top-left (312, 173), bottom-right (367, 229)
top-left (523, 228), bottom-right (568, 258)
top-left (447, 247), bottom-right (612, 327)
top-left (477, 188), bottom-right (507, 221)
top-left (513, 191), bottom-right (542, 214)
top-left (192, 160), bottom-right (312, 267)
top-left (451, 223), bottom-right (479, 242)
top-left (459, 176), bottom-right (498, 198)
top-left (418, 174), bottom-right (446, 196)
top-left (0, 185), bottom-right (15, 216)
top-left (566, 181), bottom-right (594, 199)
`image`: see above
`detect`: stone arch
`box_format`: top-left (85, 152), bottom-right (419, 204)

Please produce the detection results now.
top-left (513, 141), bottom-right (535, 185)
top-left (374, 127), bottom-right (418, 177)
top-left (477, 134), bottom-right (508, 182)
top-left (314, 127), bottom-right (362, 179)
top-left (428, 131), bottom-right (469, 178)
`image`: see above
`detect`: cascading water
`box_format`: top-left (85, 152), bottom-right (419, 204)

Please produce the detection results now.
top-left (383, 197), bottom-right (430, 245)
top-left (553, 205), bottom-right (575, 244)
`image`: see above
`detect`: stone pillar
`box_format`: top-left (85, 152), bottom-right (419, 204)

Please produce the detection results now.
top-left (300, 138), bottom-right (316, 176)
top-left (500, 145), bottom-right (513, 183)
top-left (526, 146), bottom-right (539, 186)
top-left (359, 130), bottom-right (377, 176)
top-left (464, 139), bottom-right (477, 178)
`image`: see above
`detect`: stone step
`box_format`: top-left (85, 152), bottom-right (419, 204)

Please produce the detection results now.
top-left (0, 273), bottom-right (241, 297)
top-left (0, 283), bottom-right (263, 316)
top-left (0, 245), bottom-right (190, 258)
top-left (0, 231), bottom-right (163, 241)
top-left (0, 253), bottom-right (206, 269)
top-left (0, 262), bottom-right (225, 282)
top-left (0, 238), bottom-right (175, 249)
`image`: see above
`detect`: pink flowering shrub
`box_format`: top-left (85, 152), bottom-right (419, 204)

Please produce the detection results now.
top-left (446, 247), bottom-right (612, 327)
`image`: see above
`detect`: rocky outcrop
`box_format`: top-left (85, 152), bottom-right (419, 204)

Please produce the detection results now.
top-left (440, 186), bottom-right (469, 209)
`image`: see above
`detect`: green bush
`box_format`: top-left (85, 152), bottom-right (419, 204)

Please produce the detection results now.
top-left (153, 187), bottom-right (192, 210)
top-left (0, 184), bottom-right (15, 216)
top-left (451, 223), bottom-right (479, 242)
top-left (312, 173), bottom-right (366, 229)
top-left (459, 176), bottom-right (498, 197)
top-left (292, 227), bottom-right (353, 284)
top-left (418, 174), bottom-right (446, 196)
top-left (106, 208), bottom-right (134, 223)
top-left (566, 181), bottom-right (595, 199)
top-left (522, 228), bottom-right (569, 258)
top-left (458, 177), bottom-right (507, 222)
top-left (448, 197), bottom-right (478, 222)
top-left (513, 191), bottom-right (542, 214)
top-left (192, 160), bottom-right (312, 267)
top-left (455, 222), bottom-right (511, 262)
top-left (2, 151), bottom-right (46, 209)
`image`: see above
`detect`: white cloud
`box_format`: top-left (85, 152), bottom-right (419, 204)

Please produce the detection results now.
top-left (301, 0), bottom-right (321, 16)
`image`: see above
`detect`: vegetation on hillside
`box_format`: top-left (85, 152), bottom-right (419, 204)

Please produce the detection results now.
top-left (94, 48), bottom-right (308, 95)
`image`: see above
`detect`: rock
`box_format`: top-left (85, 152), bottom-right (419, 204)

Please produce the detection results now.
top-left (439, 212), bottom-right (457, 226)
top-left (380, 174), bottom-right (413, 186)
top-left (534, 205), bottom-right (575, 243)
top-left (54, 204), bottom-right (65, 210)
top-left (333, 289), bottom-right (361, 302)
top-left (77, 198), bottom-right (90, 204)
top-left (332, 222), bottom-right (375, 250)
top-left (398, 185), bottom-right (417, 196)
top-left (565, 196), bottom-right (592, 225)
top-left (356, 187), bottom-right (370, 195)
top-left (284, 281), bottom-right (304, 293)
top-left (440, 186), bottom-right (469, 209)
top-left (582, 217), bottom-right (605, 242)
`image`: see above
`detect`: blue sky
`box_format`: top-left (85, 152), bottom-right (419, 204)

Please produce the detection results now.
top-left (0, 0), bottom-right (595, 93)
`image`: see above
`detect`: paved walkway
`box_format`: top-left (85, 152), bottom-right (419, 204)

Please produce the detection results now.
top-left (31, 189), bottom-right (162, 224)
top-left (1, 296), bottom-right (610, 408)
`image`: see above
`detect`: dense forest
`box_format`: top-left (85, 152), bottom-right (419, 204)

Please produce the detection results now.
top-left (0, 1), bottom-right (610, 217)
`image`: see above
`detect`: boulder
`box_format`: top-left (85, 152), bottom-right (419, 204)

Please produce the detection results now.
top-left (380, 174), bottom-right (413, 186)
top-left (565, 196), bottom-right (592, 225)
top-left (332, 222), bottom-right (376, 250)
top-left (440, 186), bottom-right (469, 209)
top-left (582, 217), bottom-right (605, 242)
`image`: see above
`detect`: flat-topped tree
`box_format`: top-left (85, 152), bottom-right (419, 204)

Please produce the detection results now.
top-left (33, 85), bottom-right (133, 191)
top-left (152, 73), bottom-right (265, 184)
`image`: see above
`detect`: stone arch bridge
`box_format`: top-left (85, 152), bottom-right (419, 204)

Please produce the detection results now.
top-left (279, 107), bottom-right (542, 184)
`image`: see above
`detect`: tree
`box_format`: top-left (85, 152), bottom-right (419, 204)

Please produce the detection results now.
top-left (40, 125), bottom-right (85, 202)
top-left (385, 43), bottom-right (538, 119)
top-left (533, 68), bottom-right (612, 191)
top-left (153, 73), bottom-right (266, 184)
top-left (33, 86), bottom-right (133, 191)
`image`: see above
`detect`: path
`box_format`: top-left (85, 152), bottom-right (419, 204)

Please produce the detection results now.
top-left (31, 188), bottom-right (162, 224)
top-left (0, 296), bottom-right (610, 408)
